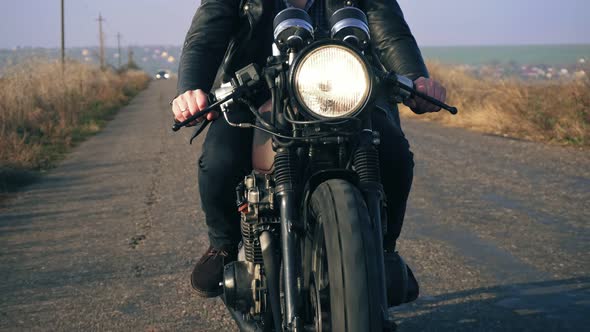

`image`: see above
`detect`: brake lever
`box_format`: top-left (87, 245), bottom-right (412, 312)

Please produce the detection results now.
top-left (381, 71), bottom-right (458, 115)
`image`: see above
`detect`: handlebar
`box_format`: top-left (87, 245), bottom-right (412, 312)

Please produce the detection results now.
top-left (171, 108), bottom-right (209, 132)
top-left (398, 83), bottom-right (458, 115)
top-left (171, 90), bottom-right (240, 132)
top-left (386, 72), bottom-right (458, 115)
top-left (172, 68), bottom-right (458, 133)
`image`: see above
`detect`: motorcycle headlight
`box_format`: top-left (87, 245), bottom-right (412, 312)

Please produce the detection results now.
top-left (291, 44), bottom-right (372, 119)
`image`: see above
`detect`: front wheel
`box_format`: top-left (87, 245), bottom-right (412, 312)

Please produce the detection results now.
top-left (307, 179), bottom-right (386, 332)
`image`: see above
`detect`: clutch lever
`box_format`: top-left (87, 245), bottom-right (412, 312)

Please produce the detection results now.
top-left (189, 118), bottom-right (211, 144)
top-left (171, 91), bottom-right (240, 132)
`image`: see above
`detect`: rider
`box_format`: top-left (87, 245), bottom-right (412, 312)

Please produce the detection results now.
top-left (171, 0), bottom-right (446, 298)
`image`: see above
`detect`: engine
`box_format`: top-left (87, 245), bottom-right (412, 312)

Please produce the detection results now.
top-left (222, 172), bottom-right (279, 318)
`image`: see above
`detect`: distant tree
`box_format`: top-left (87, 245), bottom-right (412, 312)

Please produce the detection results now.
top-left (127, 48), bottom-right (139, 70)
top-left (117, 48), bottom-right (141, 73)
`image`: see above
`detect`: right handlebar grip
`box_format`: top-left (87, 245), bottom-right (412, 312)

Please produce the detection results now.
top-left (171, 108), bottom-right (211, 131)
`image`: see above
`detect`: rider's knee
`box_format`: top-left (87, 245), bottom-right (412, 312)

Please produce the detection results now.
top-left (199, 147), bottom-right (232, 173)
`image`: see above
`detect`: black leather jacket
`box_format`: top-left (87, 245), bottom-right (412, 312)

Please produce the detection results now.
top-left (177, 0), bottom-right (429, 95)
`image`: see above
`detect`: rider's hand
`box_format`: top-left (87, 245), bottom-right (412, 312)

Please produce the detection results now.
top-left (403, 77), bottom-right (447, 114)
top-left (171, 89), bottom-right (218, 125)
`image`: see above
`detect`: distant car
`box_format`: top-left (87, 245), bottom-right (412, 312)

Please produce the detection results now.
top-left (155, 70), bottom-right (170, 80)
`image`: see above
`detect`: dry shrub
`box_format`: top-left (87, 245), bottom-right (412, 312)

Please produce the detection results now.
top-left (0, 60), bottom-right (149, 172)
top-left (401, 62), bottom-right (590, 146)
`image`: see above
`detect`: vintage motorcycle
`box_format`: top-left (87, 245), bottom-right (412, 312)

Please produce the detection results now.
top-left (173, 7), bottom-right (457, 332)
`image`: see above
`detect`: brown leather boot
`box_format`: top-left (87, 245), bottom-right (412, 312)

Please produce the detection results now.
top-left (190, 245), bottom-right (237, 297)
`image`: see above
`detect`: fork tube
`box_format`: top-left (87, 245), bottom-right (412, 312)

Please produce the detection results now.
top-left (353, 115), bottom-right (389, 323)
top-left (280, 193), bottom-right (299, 329)
top-left (274, 147), bottom-right (301, 330)
top-left (260, 231), bottom-right (282, 332)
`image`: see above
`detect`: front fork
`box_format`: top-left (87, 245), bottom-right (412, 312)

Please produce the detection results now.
top-left (273, 118), bottom-right (390, 331)
top-left (274, 147), bottom-right (302, 331)
top-left (353, 115), bottom-right (391, 328)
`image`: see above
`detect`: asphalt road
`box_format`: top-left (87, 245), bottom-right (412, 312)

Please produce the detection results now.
top-left (1, 80), bottom-right (588, 331)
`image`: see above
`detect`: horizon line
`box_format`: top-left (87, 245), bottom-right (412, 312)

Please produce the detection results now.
top-left (2, 42), bottom-right (590, 51)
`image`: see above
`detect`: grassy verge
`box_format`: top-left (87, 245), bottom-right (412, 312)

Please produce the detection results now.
top-left (401, 62), bottom-right (589, 146)
top-left (0, 60), bottom-right (150, 192)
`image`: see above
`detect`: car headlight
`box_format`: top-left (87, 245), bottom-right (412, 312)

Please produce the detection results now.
top-left (292, 43), bottom-right (371, 119)
top-left (164, 73), bottom-right (170, 79)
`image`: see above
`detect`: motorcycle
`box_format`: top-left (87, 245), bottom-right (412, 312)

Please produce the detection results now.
top-left (173, 7), bottom-right (457, 332)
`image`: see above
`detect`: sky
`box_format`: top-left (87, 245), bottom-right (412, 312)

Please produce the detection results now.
top-left (0, 0), bottom-right (588, 49)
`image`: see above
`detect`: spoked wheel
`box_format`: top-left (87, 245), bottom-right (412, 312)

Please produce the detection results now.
top-left (306, 179), bottom-right (385, 332)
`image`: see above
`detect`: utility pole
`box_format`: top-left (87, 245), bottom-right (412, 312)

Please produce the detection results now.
top-left (97, 13), bottom-right (105, 69)
top-left (60, 0), bottom-right (65, 66)
top-left (116, 32), bottom-right (122, 68)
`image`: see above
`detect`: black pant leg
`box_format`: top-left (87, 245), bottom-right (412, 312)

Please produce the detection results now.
top-left (198, 110), bottom-right (253, 248)
top-left (371, 108), bottom-right (414, 251)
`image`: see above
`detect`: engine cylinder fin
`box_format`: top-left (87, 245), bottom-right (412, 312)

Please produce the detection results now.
top-left (241, 218), bottom-right (264, 264)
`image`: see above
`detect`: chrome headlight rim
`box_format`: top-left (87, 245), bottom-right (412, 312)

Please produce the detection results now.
top-left (288, 40), bottom-right (374, 120)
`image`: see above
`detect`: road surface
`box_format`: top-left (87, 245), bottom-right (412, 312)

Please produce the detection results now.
top-left (1, 80), bottom-right (588, 331)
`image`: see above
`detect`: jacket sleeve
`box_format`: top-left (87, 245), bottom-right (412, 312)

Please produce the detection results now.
top-left (361, 0), bottom-right (429, 80)
top-left (177, 0), bottom-right (241, 95)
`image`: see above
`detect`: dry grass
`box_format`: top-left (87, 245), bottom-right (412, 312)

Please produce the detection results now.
top-left (0, 60), bottom-right (149, 190)
top-left (401, 62), bottom-right (590, 146)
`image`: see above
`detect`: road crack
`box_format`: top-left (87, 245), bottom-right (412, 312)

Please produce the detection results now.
top-left (128, 133), bottom-right (165, 250)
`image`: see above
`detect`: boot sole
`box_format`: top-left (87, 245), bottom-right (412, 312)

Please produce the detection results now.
top-left (193, 287), bottom-right (223, 298)
top-left (190, 275), bottom-right (223, 298)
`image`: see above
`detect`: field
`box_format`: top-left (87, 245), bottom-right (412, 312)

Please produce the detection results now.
top-left (0, 60), bottom-right (149, 191)
top-left (401, 62), bottom-right (590, 146)
top-left (420, 44), bottom-right (590, 66)
top-left (0, 54), bottom-right (587, 193)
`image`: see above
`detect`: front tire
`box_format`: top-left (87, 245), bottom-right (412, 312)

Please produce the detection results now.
top-left (308, 179), bottom-right (385, 332)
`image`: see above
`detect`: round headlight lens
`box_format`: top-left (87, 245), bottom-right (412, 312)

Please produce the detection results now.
top-left (293, 44), bottom-right (370, 118)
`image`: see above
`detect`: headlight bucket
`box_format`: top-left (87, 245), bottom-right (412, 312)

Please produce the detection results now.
top-left (289, 40), bottom-right (374, 120)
